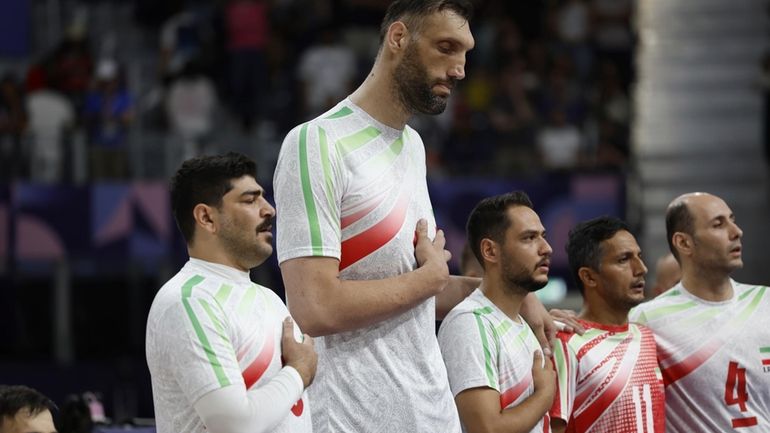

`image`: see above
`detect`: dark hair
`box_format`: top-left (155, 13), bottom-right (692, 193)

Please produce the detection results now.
top-left (379, 0), bottom-right (474, 43)
top-left (0, 385), bottom-right (56, 424)
top-left (566, 216), bottom-right (630, 295)
top-left (171, 152), bottom-right (257, 244)
top-left (466, 191), bottom-right (533, 269)
top-left (665, 201), bottom-right (694, 261)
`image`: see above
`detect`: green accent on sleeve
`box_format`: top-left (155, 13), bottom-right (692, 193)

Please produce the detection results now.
top-left (337, 126), bottom-right (381, 156)
top-left (181, 275), bottom-right (231, 387)
top-left (472, 312), bottom-right (497, 389)
top-left (325, 106), bottom-right (353, 119)
top-left (198, 298), bottom-right (234, 355)
top-left (495, 320), bottom-right (512, 337)
top-left (738, 285), bottom-right (758, 301)
top-left (318, 127), bottom-right (340, 238)
top-left (298, 123), bottom-right (324, 254)
top-left (759, 347), bottom-right (770, 354)
top-left (552, 337), bottom-right (570, 410)
top-left (214, 284), bottom-right (233, 306)
top-left (736, 286), bottom-right (766, 322)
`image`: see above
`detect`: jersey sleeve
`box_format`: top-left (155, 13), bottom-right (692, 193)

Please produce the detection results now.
top-left (157, 293), bottom-right (244, 404)
top-left (274, 121), bottom-right (344, 263)
top-left (438, 312), bottom-right (500, 397)
top-left (550, 331), bottom-right (578, 423)
top-left (628, 304), bottom-right (647, 325)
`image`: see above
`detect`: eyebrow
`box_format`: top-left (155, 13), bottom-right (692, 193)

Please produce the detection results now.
top-left (240, 189), bottom-right (263, 198)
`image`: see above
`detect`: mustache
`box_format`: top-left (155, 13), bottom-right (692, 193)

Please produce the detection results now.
top-left (436, 78), bottom-right (458, 89)
top-left (257, 217), bottom-right (274, 232)
top-left (535, 257), bottom-right (551, 269)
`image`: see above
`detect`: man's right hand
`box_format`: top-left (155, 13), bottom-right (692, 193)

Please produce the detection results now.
top-left (414, 219), bottom-right (450, 292)
top-left (281, 317), bottom-right (317, 388)
top-left (531, 349), bottom-right (556, 402)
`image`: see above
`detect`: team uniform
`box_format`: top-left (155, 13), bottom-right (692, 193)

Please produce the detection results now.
top-left (438, 289), bottom-right (551, 433)
top-left (274, 99), bottom-right (460, 433)
top-left (550, 319), bottom-right (665, 433)
top-left (146, 258), bottom-right (311, 433)
top-left (630, 280), bottom-right (770, 432)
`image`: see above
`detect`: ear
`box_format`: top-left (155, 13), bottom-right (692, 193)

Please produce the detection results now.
top-left (672, 232), bottom-right (691, 258)
top-left (479, 238), bottom-right (498, 266)
top-left (577, 267), bottom-right (598, 290)
top-left (192, 203), bottom-right (218, 236)
top-left (385, 21), bottom-right (409, 52)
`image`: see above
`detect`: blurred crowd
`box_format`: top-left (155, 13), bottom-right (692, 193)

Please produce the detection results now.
top-left (0, 0), bottom-right (636, 183)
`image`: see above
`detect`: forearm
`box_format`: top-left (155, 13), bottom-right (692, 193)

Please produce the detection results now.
top-left (435, 275), bottom-right (480, 319)
top-left (282, 258), bottom-right (448, 336)
top-left (194, 367), bottom-right (304, 433)
top-left (472, 392), bottom-right (552, 433)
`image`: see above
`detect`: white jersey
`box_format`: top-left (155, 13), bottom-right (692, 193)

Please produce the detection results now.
top-left (274, 99), bottom-right (460, 433)
top-left (438, 289), bottom-right (549, 433)
top-left (630, 280), bottom-right (770, 432)
top-left (146, 258), bottom-right (312, 433)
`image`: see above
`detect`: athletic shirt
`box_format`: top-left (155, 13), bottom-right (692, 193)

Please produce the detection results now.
top-left (145, 258), bottom-right (312, 433)
top-left (274, 98), bottom-right (460, 433)
top-left (630, 280), bottom-right (770, 432)
top-left (438, 289), bottom-right (550, 433)
top-left (550, 319), bottom-right (665, 433)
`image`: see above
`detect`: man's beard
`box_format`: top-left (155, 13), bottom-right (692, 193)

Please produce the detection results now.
top-left (393, 42), bottom-right (451, 115)
top-left (219, 216), bottom-right (273, 269)
top-left (501, 257), bottom-right (548, 294)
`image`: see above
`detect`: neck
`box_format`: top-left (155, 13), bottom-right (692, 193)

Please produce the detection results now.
top-left (680, 264), bottom-right (733, 301)
top-left (579, 303), bottom-right (629, 326)
top-left (188, 241), bottom-right (248, 272)
top-left (349, 59), bottom-right (411, 129)
top-left (480, 275), bottom-right (528, 321)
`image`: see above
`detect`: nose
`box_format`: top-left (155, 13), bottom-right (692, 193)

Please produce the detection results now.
top-left (540, 238), bottom-right (553, 256)
top-left (449, 56), bottom-right (466, 80)
top-left (729, 220), bottom-right (743, 240)
top-left (262, 200), bottom-right (276, 218)
top-left (633, 256), bottom-right (648, 277)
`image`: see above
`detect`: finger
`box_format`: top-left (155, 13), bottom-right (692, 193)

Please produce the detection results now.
top-left (433, 228), bottom-right (446, 248)
top-left (532, 349), bottom-right (543, 369)
top-left (415, 218), bottom-right (428, 238)
top-left (303, 334), bottom-right (314, 347)
top-left (282, 317), bottom-right (294, 341)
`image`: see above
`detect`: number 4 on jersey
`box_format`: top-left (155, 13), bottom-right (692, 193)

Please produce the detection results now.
top-left (724, 361), bottom-right (758, 428)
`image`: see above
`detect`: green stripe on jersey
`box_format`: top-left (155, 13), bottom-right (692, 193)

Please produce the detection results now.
top-left (298, 123), bottom-right (324, 254)
top-left (181, 275), bottom-right (231, 387)
top-left (199, 298), bottom-right (234, 354)
top-left (642, 301), bottom-right (698, 321)
top-left (736, 286), bottom-right (765, 322)
top-left (214, 284), bottom-right (233, 306)
top-left (473, 311), bottom-right (496, 388)
top-left (760, 347), bottom-right (770, 353)
top-left (359, 135), bottom-right (404, 175)
top-left (338, 126), bottom-right (381, 156)
top-left (237, 285), bottom-right (258, 317)
top-left (738, 285), bottom-right (759, 301)
top-left (325, 106), bottom-right (353, 119)
top-left (318, 127), bottom-right (340, 232)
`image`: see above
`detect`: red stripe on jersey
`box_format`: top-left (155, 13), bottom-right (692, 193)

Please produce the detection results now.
top-left (732, 417), bottom-right (758, 428)
top-left (242, 331), bottom-right (275, 389)
top-left (500, 374), bottom-right (533, 409)
top-left (661, 338), bottom-right (722, 386)
top-left (341, 200), bottom-right (380, 229)
top-left (761, 359), bottom-right (770, 366)
top-left (573, 336), bottom-right (635, 432)
top-left (339, 187), bottom-right (410, 271)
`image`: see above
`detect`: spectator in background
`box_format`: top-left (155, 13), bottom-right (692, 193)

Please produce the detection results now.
top-left (0, 73), bottom-right (27, 180)
top-left (224, 0), bottom-right (270, 131)
top-left (489, 58), bottom-right (538, 174)
top-left (83, 59), bottom-right (133, 180)
top-left (50, 17), bottom-right (94, 115)
top-left (651, 252), bottom-right (681, 297)
top-left (26, 73), bottom-right (75, 183)
top-left (537, 108), bottom-right (583, 170)
top-left (0, 385), bottom-right (57, 433)
top-left (165, 59), bottom-right (219, 164)
top-left (297, 25), bottom-right (357, 119)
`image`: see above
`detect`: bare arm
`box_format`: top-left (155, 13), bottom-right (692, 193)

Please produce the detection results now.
top-left (435, 275), bottom-right (480, 319)
top-left (454, 350), bottom-right (556, 433)
top-left (280, 220), bottom-right (450, 336)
